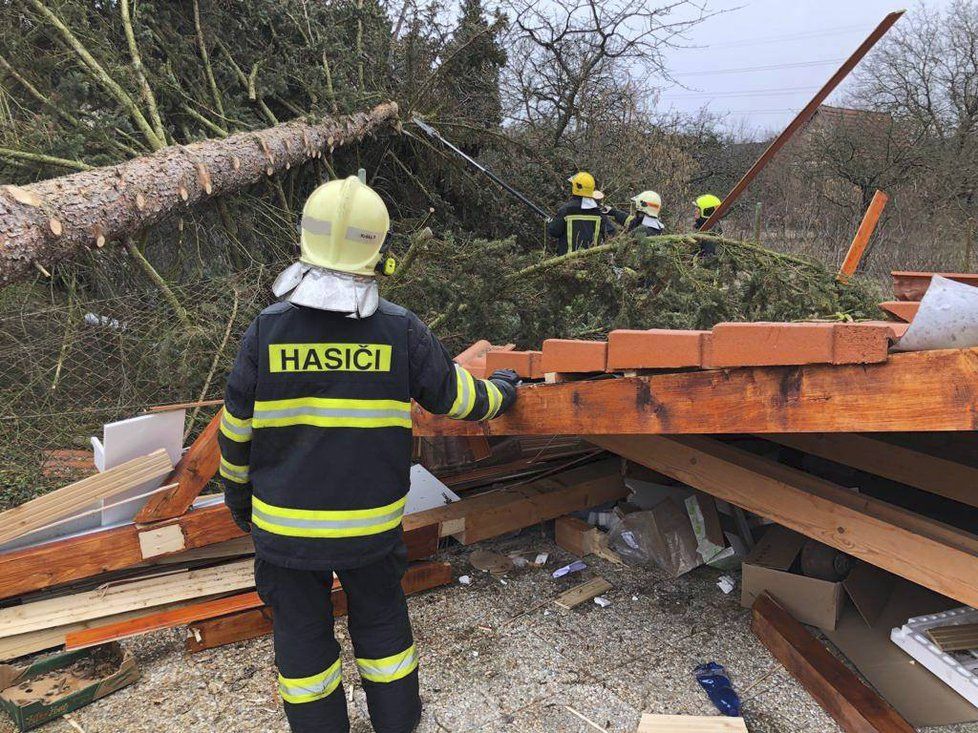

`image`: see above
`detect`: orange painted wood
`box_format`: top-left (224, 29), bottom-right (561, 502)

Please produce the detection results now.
top-left (879, 301), bottom-right (919, 322)
top-left (541, 339), bottom-right (608, 373)
top-left (414, 347), bottom-right (978, 437)
top-left (595, 434), bottom-right (978, 607)
top-left (135, 410), bottom-right (223, 523)
top-left (891, 271), bottom-right (978, 301)
top-left (838, 190), bottom-right (889, 282)
top-left (65, 591), bottom-right (264, 649)
top-left (700, 12), bottom-right (904, 232)
top-left (185, 562), bottom-right (452, 652)
top-left (606, 329), bottom-right (708, 370)
top-left (0, 506), bottom-right (439, 603)
top-left (454, 340), bottom-right (492, 366)
top-left (752, 593), bottom-right (915, 733)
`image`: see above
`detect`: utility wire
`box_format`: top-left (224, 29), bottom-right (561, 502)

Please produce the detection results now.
top-left (674, 58), bottom-right (845, 77)
top-left (706, 24), bottom-right (868, 49)
top-left (661, 85), bottom-right (822, 99)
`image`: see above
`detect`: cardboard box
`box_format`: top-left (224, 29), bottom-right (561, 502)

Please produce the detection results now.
top-left (741, 525), bottom-right (845, 630)
top-left (0, 643), bottom-right (139, 731)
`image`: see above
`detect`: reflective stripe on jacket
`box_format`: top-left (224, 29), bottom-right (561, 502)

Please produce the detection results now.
top-left (218, 299), bottom-right (515, 570)
top-left (547, 197), bottom-right (615, 255)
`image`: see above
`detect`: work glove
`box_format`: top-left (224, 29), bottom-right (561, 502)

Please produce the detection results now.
top-left (489, 369), bottom-right (520, 416)
top-left (226, 497), bottom-right (252, 534)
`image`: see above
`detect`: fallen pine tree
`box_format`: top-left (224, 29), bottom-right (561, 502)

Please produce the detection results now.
top-left (0, 102), bottom-right (399, 286)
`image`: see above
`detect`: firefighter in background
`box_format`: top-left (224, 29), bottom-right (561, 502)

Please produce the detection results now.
top-left (547, 171), bottom-right (616, 255)
top-left (693, 193), bottom-right (723, 257)
top-left (219, 175), bottom-right (519, 733)
top-left (608, 190), bottom-right (666, 237)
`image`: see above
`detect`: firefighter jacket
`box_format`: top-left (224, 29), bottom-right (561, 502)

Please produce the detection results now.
top-left (608, 208), bottom-right (666, 238)
top-left (547, 196), bottom-right (616, 255)
top-left (218, 298), bottom-right (516, 571)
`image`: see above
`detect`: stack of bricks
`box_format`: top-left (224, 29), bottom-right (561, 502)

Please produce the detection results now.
top-left (465, 320), bottom-right (905, 381)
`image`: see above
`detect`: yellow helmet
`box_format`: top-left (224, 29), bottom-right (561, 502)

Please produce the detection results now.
top-left (300, 176), bottom-right (391, 277)
top-left (632, 190), bottom-right (662, 216)
top-left (568, 171), bottom-right (603, 199)
top-left (695, 194), bottom-right (723, 218)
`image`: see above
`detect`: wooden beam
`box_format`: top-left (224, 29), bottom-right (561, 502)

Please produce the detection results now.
top-left (403, 458), bottom-right (627, 543)
top-left (413, 348), bottom-right (978, 436)
top-left (0, 450), bottom-right (172, 546)
top-left (892, 271), bottom-right (978, 301)
top-left (0, 560), bottom-right (254, 640)
top-left (764, 433), bottom-right (978, 508)
top-left (185, 561), bottom-right (452, 652)
top-left (593, 435), bottom-right (978, 607)
top-left (638, 715), bottom-right (748, 732)
top-left (752, 593), bottom-right (915, 733)
top-left (838, 190), bottom-right (888, 282)
top-left (65, 592), bottom-right (263, 649)
top-left (135, 410), bottom-right (222, 523)
top-left (0, 504), bottom-right (439, 602)
top-left (700, 12), bottom-right (904, 232)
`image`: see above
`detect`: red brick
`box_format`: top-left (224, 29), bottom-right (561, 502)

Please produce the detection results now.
top-left (485, 350), bottom-right (544, 379)
top-left (606, 329), bottom-right (709, 370)
top-left (709, 322), bottom-right (891, 368)
top-left (540, 339), bottom-right (608, 374)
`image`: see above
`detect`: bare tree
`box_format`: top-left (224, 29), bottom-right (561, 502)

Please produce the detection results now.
top-left (501, 0), bottom-right (711, 146)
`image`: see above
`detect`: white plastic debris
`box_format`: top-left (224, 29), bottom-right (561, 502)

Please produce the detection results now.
top-left (534, 552), bottom-right (549, 566)
top-left (593, 596), bottom-right (612, 608)
top-left (632, 595), bottom-right (639, 601)
top-left (458, 575), bottom-right (472, 585)
top-left (510, 555), bottom-right (529, 568)
top-left (717, 575), bottom-right (736, 594)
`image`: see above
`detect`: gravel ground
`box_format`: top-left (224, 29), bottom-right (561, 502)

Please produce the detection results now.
top-left (4, 530), bottom-right (978, 733)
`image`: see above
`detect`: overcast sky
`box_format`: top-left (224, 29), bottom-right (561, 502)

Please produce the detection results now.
top-left (657, 0), bottom-right (951, 137)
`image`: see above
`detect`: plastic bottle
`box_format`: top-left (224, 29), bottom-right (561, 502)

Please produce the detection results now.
top-left (694, 662), bottom-right (742, 717)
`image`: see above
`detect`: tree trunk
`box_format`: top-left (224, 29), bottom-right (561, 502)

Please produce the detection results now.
top-left (0, 102), bottom-right (399, 286)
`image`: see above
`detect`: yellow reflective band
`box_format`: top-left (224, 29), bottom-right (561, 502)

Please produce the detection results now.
top-left (219, 456), bottom-right (249, 484)
top-left (251, 397), bottom-right (412, 430)
top-left (482, 379), bottom-right (503, 421)
top-left (278, 659), bottom-right (342, 704)
top-left (220, 409), bottom-right (252, 443)
top-left (268, 343), bottom-right (392, 373)
top-left (448, 364), bottom-right (470, 418)
top-left (356, 644), bottom-right (418, 683)
top-left (251, 494), bottom-right (407, 538)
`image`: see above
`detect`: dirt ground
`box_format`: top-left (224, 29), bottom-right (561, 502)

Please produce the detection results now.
top-left (5, 530), bottom-right (978, 733)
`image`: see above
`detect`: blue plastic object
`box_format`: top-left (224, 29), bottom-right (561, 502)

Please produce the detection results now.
top-left (694, 662), bottom-right (742, 717)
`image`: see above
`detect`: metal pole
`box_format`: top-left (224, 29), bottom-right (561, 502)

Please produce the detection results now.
top-left (412, 117), bottom-right (551, 220)
top-left (700, 10), bottom-right (905, 232)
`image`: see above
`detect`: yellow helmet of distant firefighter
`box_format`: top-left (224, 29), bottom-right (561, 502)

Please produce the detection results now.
top-left (299, 175), bottom-right (394, 277)
top-left (632, 190), bottom-right (662, 216)
top-left (568, 171), bottom-right (604, 200)
top-left (695, 194), bottom-right (723, 219)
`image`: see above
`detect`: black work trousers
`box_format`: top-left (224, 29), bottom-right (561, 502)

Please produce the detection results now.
top-left (255, 544), bottom-right (421, 733)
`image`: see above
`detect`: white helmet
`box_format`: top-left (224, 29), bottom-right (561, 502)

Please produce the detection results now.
top-left (632, 190), bottom-right (662, 217)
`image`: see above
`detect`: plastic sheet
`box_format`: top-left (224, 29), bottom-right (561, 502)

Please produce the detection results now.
top-left (893, 276), bottom-right (978, 352)
top-left (694, 662), bottom-right (742, 717)
top-left (607, 500), bottom-right (701, 576)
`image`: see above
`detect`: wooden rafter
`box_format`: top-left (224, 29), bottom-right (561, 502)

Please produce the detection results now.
top-left (414, 348), bottom-right (978, 437)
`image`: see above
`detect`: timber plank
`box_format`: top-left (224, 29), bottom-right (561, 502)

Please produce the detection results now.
top-left (637, 715), bottom-right (748, 732)
top-left (403, 458), bottom-right (627, 543)
top-left (765, 433), bottom-right (978, 508)
top-left (0, 450), bottom-right (172, 545)
top-left (185, 562), bottom-right (452, 652)
top-left (65, 592), bottom-right (263, 649)
top-left (0, 505), bottom-right (439, 602)
top-left (413, 348), bottom-right (978, 436)
top-left (593, 435), bottom-right (978, 607)
top-left (554, 577), bottom-right (611, 609)
top-left (135, 410), bottom-right (222, 523)
top-left (892, 271), bottom-right (978, 301)
top-left (752, 593), bottom-right (915, 733)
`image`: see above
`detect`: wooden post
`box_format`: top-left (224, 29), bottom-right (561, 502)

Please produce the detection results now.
top-left (838, 190), bottom-right (889, 282)
top-left (753, 202), bottom-right (762, 244)
top-left (700, 11), bottom-right (904, 232)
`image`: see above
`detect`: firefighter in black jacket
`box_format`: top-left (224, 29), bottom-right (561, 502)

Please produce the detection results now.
top-left (219, 175), bottom-right (519, 733)
top-left (547, 171), bottom-right (616, 255)
top-left (607, 190), bottom-right (666, 238)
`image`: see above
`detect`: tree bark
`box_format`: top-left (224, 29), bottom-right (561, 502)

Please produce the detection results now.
top-left (0, 102), bottom-right (399, 286)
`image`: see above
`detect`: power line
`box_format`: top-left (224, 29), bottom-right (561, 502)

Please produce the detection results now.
top-left (674, 58), bottom-right (844, 77)
top-left (661, 85), bottom-right (822, 99)
top-left (707, 24), bottom-right (868, 50)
